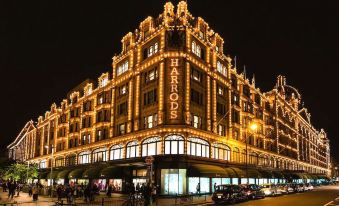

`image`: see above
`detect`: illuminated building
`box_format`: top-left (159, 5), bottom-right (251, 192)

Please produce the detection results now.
top-left (7, 1), bottom-right (330, 194)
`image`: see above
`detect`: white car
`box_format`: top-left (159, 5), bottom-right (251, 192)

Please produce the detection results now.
top-left (305, 183), bottom-right (314, 191)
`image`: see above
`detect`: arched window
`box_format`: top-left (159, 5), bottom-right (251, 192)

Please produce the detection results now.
top-left (55, 157), bottom-right (64, 167)
top-left (65, 155), bottom-right (76, 166)
top-left (92, 148), bottom-right (107, 163)
top-left (126, 141), bottom-right (139, 158)
top-left (110, 144), bottom-right (123, 160)
top-left (249, 152), bottom-right (258, 165)
top-left (39, 160), bottom-right (47, 169)
top-left (212, 143), bottom-right (230, 161)
top-left (78, 151), bottom-right (90, 164)
top-left (192, 41), bottom-right (196, 54)
top-left (240, 149), bottom-right (246, 163)
top-left (164, 135), bottom-right (184, 155)
top-left (232, 147), bottom-right (240, 162)
top-left (142, 137), bottom-right (161, 157)
top-left (187, 138), bottom-right (209, 158)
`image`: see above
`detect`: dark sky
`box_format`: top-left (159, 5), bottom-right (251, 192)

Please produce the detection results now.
top-left (1, 0), bottom-right (338, 160)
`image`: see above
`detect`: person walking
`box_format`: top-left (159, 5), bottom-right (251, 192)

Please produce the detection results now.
top-left (32, 184), bottom-right (39, 201)
top-left (106, 184), bottom-right (112, 197)
top-left (28, 184), bottom-right (33, 197)
top-left (196, 182), bottom-right (200, 195)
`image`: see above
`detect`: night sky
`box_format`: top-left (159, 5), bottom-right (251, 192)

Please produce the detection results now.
top-left (1, 1), bottom-right (338, 160)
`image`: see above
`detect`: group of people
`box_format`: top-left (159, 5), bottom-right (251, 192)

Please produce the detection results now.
top-left (1, 180), bottom-right (22, 199)
top-left (55, 183), bottom-right (103, 203)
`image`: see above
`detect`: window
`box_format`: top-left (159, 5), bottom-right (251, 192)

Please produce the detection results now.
top-left (66, 155), bottom-right (76, 166)
top-left (82, 116), bottom-right (92, 128)
top-left (144, 42), bottom-right (159, 59)
top-left (92, 148), bottom-right (107, 163)
top-left (81, 134), bottom-right (91, 145)
top-left (117, 123), bottom-right (126, 135)
top-left (191, 114), bottom-right (202, 129)
top-left (100, 78), bottom-right (108, 87)
top-left (243, 85), bottom-right (251, 97)
top-left (55, 157), bottom-right (64, 167)
top-left (118, 102), bottom-right (127, 115)
top-left (142, 137), bottom-right (161, 156)
top-left (144, 89), bottom-right (157, 106)
top-left (232, 109), bottom-right (240, 124)
top-left (83, 101), bottom-right (92, 112)
top-left (255, 94), bottom-right (261, 105)
top-left (96, 128), bottom-right (109, 141)
top-left (126, 141), bottom-right (139, 158)
top-left (40, 160), bottom-right (47, 169)
top-left (217, 61), bottom-right (227, 77)
top-left (97, 91), bottom-right (111, 105)
top-left (231, 75), bottom-right (237, 88)
top-left (145, 68), bottom-right (158, 83)
top-left (191, 67), bottom-right (201, 82)
top-left (70, 107), bottom-right (80, 118)
top-left (243, 102), bottom-right (253, 113)
top-left (192, 41), bottom-right (201, 57)
top-left (249, 153), bottom-right (259, 165)
top-left (117, 60), bottom-right (129, 76)
top-left (119, 84), bottom-right (128, 96)
top-left (164, 135), bottom-right (184, 154)
top-left (187, 138), bottom-right (209, 158)
top-left (232, 148), bottom-right (240, 162)
top-left (191, 89), bottom-right (203, 105)
top-left (217, 86), bottom-right (224, 96)
top-left (217, 102), bottom-right (226, 115)
top-left (231, 93), bottom-right (239, 106)
top-left (78, 152), bottom-right (90, 164)
top-left (96, 110), bottom-right (110, 122)
top-left (144, 114), bottom-right (158, 129)
top-left (218, 124), bottom-right (225, 136)
top-left (212, 143), bottom-right (230, 161)
top-left (110, 145), bottom-right (123, 160)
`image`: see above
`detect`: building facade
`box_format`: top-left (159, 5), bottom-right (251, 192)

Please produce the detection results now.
top-left (8, 1), bottom-right (330, 194)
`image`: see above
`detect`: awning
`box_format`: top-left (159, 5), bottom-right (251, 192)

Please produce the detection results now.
top-left (100, 166), bottom-right (122, 178)
top-left (68, 168), bottom-right (85, 179)
top-left (82, 167), bottom-right (103, 179)
top-left (271, 171), bottom-right (284, 179)
top-left (47, 171), bottom-right (59, 179)
top-left (259, 170), bottom-right (273, 178)
top-left (227, 167), bottom-right (246, 178)
top-left (283, 172), bottom-right (304, 179)
top-left (188, 164), bottom-right (228, 177)
top-left (246, 168), bottom-right (263, 178)
top-left (57, 170), bottom-right (71, 179)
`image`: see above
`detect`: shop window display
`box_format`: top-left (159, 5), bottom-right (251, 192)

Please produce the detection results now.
top-left (161, 169), bottom-right (186, 195)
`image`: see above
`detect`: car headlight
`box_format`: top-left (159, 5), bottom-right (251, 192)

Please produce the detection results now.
top-left (264, 190), bottom-right (272, 195)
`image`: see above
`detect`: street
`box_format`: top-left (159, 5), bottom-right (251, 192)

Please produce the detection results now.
top-left (0, 185), bottom-right (338, 206)
top-left (203, 185), bottom-right (339, 206)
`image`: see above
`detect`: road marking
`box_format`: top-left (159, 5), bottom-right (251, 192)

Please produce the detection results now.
top-left (323, 201), bottom-right (333, 206)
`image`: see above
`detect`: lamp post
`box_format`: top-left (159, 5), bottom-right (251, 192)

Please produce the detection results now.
top-left (45, 145), bottom-right (54, 196)
top-left (245, 119), bottom-right (257, 185)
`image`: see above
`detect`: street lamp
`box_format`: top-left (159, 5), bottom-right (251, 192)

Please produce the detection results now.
top-left (45, 144), bottom-right (54, 196)
top-left (245, 120), bottom-right (257, 185)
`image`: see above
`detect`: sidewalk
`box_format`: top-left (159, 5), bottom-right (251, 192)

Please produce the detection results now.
top-left (0, 190), bottom-right (212, 206)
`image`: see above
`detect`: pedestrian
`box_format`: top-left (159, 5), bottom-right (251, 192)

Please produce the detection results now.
top-left (196, 183), bottom-right (200, 195)
top-left (28, 184), bottom-right (33, 197)
top-left (142, 183), bottom-right (151, 206)
top-left (84, 185), bottom-right (90, 202)
top-left (136, 182), bottom-right (140, 193)
top-left (16, 182), bottom-right (22, 196)
top-left (106, 184), bottom-right (112, 197)
top-left (57, 185), bottom-right (62, 201)
top-left (32, 184), bottom-right (39, 201)
top-left (2, 182), bottom-right (7, 192)
top-left (214, 182), bottom-right (217, 192)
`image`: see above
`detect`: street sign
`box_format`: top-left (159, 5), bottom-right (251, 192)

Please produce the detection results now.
top-left (145, 156), bottom-right (154, 165)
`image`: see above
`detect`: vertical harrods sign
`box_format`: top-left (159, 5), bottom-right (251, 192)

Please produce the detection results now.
top-left (166, 58), bottom-right (183, 124)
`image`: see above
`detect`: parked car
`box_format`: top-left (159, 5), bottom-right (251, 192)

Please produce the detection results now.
top-left (260, 184), bottom-right (282, 196)
top-left (304, 183), bottom-right (314, 191)
top-left (240, 184), bottom-right (265, 199)
top-left (212, 184), bottom-right (248, 204)
top-left (276, 184), bottom-right (291, 194)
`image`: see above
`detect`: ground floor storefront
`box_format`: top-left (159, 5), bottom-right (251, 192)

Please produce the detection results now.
top-left (35, 155), bottom-right (328, 195)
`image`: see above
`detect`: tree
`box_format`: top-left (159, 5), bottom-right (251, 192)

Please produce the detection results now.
top-left (3, 163), bottom-right (38, 182)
